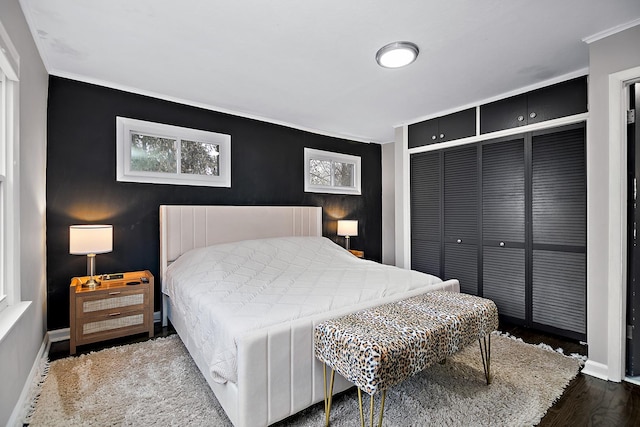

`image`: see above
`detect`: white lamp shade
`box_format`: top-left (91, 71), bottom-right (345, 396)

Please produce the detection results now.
top-left (337, 220), bottom-right (358, 237)
top-left (69, 225), bottom-right (113, 255)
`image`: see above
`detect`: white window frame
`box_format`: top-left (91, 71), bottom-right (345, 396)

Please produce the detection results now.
top-left (304, 148), bottom-right (362, 195)
top-left (0, 21), bottom-right (21, 313)
top-left (116, 117), bottom-right (231, 187)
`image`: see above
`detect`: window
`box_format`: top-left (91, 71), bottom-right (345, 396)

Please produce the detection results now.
top-left (0, 24), bottom-right (20, 313)
top-left (116, 117), bottom-right (231, 187)
top-left (0, 71), bottom-right (5, 311)
top-left (304, 148), bottom-right (361, 195)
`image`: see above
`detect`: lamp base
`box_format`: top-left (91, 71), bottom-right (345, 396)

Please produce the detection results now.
top-left (82, 253), bottom-right (101, 289)
top-left (82, 277), bottom-right (101, 289)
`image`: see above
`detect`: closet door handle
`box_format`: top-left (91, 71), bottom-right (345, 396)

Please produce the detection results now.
top-left (431, 135), bottom-right (437, 140)
top-left (529, 112), bottom-right (537, 119)
top-left (440, 133), bottom-right (445, 139)
top-left (517, 115), bottom-right (525, 122)
top-left (456, 239), bottom-right (462, 244)
top-left (499, 241), bottom-right (505, 247)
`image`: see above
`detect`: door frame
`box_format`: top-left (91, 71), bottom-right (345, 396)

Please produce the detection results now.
top-left (607, 66), bottom-right (640, 382)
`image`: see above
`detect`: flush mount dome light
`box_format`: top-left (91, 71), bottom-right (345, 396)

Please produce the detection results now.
top-left (375, 41), bottom-right (419, 68)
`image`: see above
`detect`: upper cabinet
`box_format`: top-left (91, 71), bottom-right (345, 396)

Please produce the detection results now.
top-left (480, 76), bottom-right (587, 134)
top-left (408, 108), bottom-right (476, 148)
top-left (408, 76), bottom-right (587, 149)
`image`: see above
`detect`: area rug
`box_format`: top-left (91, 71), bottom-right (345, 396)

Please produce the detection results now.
top-left (25, 333), bottom-right (582, 426)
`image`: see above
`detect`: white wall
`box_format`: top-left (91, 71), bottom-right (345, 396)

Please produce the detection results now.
top-left (394, 126), bottom-right (409, 268)
top-left (584, 24), bottom-right (640, 381)
top-left (381, 141), bottom-right (395, 265)
top-left (0, 0), bottom-right (48, 424)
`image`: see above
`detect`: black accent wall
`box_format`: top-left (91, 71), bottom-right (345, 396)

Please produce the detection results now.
top-left (46, 76), bottom-right (382, 330)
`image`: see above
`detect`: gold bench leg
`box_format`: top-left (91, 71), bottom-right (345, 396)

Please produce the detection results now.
top-left (358, 388), bottom-right (365, 427)
top-left (479, 334), bottom-right (492, 385)
top-left (378, 390), bottom-right (386, 427)
top-left (323, 364), bottom-right (336, 426)
top-left (358, 388), bottom-right (387, 427)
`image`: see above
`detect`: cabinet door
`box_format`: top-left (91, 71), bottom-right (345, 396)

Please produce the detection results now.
top-left (480, 77), bottom-right (587, 134)
top-left (480, 94), bottom-right (527, 134)
top-left (410, 151), bottom-right (441, 276)
top-left (532, 250), bottom-right (586, 336)
top-left (482, 138), bottom-right (526, 319)
top-left (443, 145), bottom-right (478, 294)
top-left (527, 76), bottom-right (587, 125)
top-left (439, 108), bottom-right (476, 142)
top-left (484, 247), bottom-right (526, 319)
top-left (408, 118), bottom-right (439, 149)
top-left (531, 125), bottom-right (586, 338)
top-left (409, 108), bottom-right (476, 148)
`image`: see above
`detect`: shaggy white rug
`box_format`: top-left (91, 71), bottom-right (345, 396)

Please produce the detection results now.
top-left (25, 333), bottom-right (582, 426)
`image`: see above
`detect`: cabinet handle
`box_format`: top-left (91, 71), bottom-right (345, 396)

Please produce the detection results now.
top-left (499, 242), bottom-right (505, 247)
top-left (456, 239), bottom-right (462, 244)
top-left (431, 135), bottom-right (437, 140)
top-left (108, 292), bottom-right (121, 296)
top-left (517, 115), bottom-right (525, 122)
top-left (529, 112), bottom-right (537, 119)
top-left (440, 133), bottom-right (445, 139)
top-left (108, 312), bottom-right (121, 317)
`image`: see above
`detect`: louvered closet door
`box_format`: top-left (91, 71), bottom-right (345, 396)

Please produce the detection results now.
top-left (410, 152), bottom-right (441, 276)
top-left (482, 138), bottom-right (526, 320)
top-left (531, 125), bottom-right (586, 337)
top-left (443, 145), bottom-right (478, 295)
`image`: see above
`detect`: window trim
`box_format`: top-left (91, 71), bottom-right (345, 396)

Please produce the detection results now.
top-left (304, 148), bottom-right (362, 195)
top-left (116, 116), bottom-right (231, 187)
top-left (0, 19), bottom-right (21, 313)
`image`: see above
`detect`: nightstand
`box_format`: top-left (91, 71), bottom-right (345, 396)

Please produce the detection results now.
top-left (349, 249), bottom-right (364, 259)
top-left (69, 270), bottom-right (154, 355)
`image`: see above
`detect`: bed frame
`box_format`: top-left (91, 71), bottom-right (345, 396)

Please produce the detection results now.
top-left (159, 205), bottom-right (459, 426)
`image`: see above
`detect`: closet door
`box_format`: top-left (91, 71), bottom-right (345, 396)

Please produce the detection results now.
top-left (410, 151), bottom-right (441, 276)
top-left (482, 137), bottom-right (526, 320)
top-left (531, 124), bottom-right (586, 338)
top-left (443, 145), bottom-right (478, 295)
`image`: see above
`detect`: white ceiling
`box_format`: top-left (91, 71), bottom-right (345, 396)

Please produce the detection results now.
top-left (19, 0), bottom-right (640, 143)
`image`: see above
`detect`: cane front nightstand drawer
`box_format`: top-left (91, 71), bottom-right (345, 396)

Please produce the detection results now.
top-left (70, 270), bottom-right (154, 354)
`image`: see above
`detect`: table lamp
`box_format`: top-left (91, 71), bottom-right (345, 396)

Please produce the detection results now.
top-left (69, 224), bottom-right (113, 289)
top-left (337, 220), bottom-right (358, 251)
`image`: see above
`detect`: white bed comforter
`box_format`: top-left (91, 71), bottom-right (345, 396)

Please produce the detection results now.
top-left (163, 236), bottom-right (444, 384)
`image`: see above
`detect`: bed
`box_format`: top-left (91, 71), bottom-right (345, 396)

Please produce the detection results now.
top-left (160, 205), bottom-right (459, 427)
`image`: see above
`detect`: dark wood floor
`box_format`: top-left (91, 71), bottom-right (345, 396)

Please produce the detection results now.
top-left (499, 323), bottom-right (640, 426)
top-left (49, 322), bottom-right (640, 426)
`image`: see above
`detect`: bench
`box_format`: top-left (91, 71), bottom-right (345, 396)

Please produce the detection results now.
top-left (313, 291), bottom-right (499, 426)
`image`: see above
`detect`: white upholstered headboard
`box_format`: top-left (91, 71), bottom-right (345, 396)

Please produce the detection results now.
top-left (159, 205), bottom-right (322, 284)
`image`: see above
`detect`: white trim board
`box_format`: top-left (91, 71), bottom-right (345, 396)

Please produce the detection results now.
top-left (583, 19), bottom-right (640, 44)
top-left (606, 65), bottom-right (640, 382)
top-left (582, 359), bottom-right (609, 381)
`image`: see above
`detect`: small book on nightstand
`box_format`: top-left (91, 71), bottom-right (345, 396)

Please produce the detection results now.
top-left (348, 249), bottom-right (364, 259)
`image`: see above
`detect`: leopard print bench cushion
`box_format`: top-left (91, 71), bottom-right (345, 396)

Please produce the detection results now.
top-left (314, 291), bottom-right (498, 395)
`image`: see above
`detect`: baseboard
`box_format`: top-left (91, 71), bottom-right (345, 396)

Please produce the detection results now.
top-left (47, 327), bottom-right (70, 342)
top-left (582, 359), bottom-right (610, 381)
top-left (7, 332), bottom-right (50, 427)
top-left (625, 375), bottom-right (640, 386)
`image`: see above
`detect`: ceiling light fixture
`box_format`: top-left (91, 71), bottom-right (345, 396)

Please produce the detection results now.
top-left (375, 41), bottom-right (419, 69)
